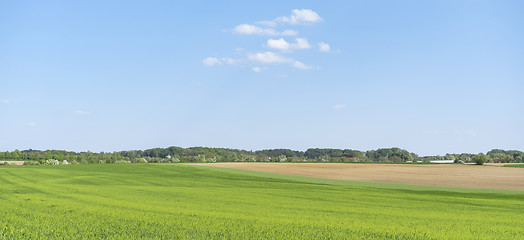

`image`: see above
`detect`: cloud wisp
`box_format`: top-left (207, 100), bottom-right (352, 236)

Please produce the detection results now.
top-left (247, 51), bottom-right (312, 70)
top-left (267, 38), bottom-right (290, 51)
top-left (74, 110), bottom-right (91, 115)
top-left (233, 24), bottom-right (298, 36)
top-left (204, 9), bottom-right (330, 72)
top-left (275, 9), bottom-right (323, 25)
top-left (248, 51), bottom-right (289, 63)
top-left (202, 57), bottom-right (222, 66)
top-left (318, 42), bottom-right (330, 52)
top-left (267, 38), bottom-right (311, 52)
top-left (202, 57), bottom-right (239, 67)
top-left (232, 9), bottom-right (322, 36)
top-left (293, 61), bottom-right (312, 70)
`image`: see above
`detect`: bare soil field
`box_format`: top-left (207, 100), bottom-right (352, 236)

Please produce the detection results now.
top-left (196, 163), bottom-right (524, 190)
top-left (484, 162), bottom-right (524, 166)
top-left (0, 161), bottom-right (24, 165)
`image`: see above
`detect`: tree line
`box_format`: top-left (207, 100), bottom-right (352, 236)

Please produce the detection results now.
top-left (0, 147), bottom-right (522, 165)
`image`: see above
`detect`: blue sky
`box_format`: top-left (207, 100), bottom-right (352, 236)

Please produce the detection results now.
top-left (1, 0), bottom-right (523, 155)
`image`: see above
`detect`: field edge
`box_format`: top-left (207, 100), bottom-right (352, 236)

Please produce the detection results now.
top-left (184, 163), bottom-right (524, 195)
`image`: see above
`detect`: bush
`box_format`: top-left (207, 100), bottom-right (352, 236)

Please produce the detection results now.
top-left (278, 155), bottom-right (287, 162)
top-left (473, 154), bottom-right (487, 165)
top-left (24, 161), bottom-right (40, 165)
top-left (45, 159), bottom-right (60, 165)
top-left (115, 160), bottom-right (131, 164)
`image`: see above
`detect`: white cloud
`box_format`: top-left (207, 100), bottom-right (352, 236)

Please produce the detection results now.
top-left (292, 38), bottom-right (311, 49)
top-left (206, 9), bottom-right (327, 72)
top-left (333, 104), bottom-right (346, 110)
top-left (28, 122), bottom-right (37, 127)
top-left (318, 42), bottom-right (330, 52)
top-left (248, 52), bottom-right (311, 70)
top-left (233, 24), bottom-right (276, 35)
top-left (267, 38), bottom-right (291, 51)
top-left (1, 100), bottom-right (8, 104)
top-left (248, 51), bottom-right (290, 63)
top-left (276, 9), bottom-right (323, 25)
top-left (267, 38), bottom-right (311, 51)
top-left (74, 110), bottom-right (91, 115)
top-left (202, 57), bottom-right (222, 66)
top-left (233, 24), bottom-right (298, 36)
top-left (293, 61), bottom-right (312, 70)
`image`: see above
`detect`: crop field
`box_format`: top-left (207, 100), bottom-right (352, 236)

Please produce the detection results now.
top-left (1, 164), bottom-right (524, 239)
top-left (504, 164), bottom-right (524, 168)
top-left (197, 162), bottom-right (524, 190)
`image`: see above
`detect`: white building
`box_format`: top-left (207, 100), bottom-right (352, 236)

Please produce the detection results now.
top-left (429, 160), bottom-right (455, 163)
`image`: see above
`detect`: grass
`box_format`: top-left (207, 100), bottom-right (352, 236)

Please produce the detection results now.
top-left (503, 164), bottom-right (524, 168)
top-left (1, 164), bottom-right (523, 239)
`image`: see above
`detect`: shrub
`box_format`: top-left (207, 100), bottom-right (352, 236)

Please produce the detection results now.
top-left (278, 155), bottom-right (287, 162)
top-left (473, 154), bottom-right (487, 165)
top-left (115, 160), bottom-right (131, 164)
top-left (45, 159), bottom-right (60, 165)
top-left (24, 161), bottom-right (40, 165)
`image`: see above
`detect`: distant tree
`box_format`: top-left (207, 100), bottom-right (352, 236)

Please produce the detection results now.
top-left (472, 154), bottom-right (487, 165)
top-left (2, 147), bottom-right (520, 165)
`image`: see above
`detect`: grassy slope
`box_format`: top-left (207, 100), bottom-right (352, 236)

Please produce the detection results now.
top-left (0, 164), bottom-right (522, 239)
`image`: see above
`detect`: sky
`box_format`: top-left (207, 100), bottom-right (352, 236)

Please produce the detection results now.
top-left (1, 0), bottom-right (523, 156)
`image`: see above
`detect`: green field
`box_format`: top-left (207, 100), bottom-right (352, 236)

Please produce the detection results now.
top-left (504, 164), bottom-right (524, 168)
top-left (1, 164), bottom-right (523, 239)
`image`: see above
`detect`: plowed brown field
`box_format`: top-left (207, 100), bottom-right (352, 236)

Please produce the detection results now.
top-left (196, 163), bottom-right (524, 190)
